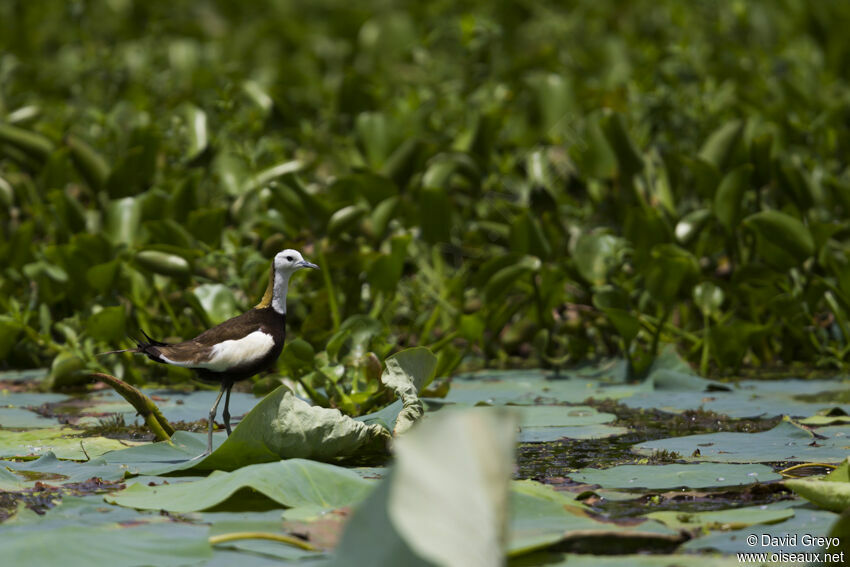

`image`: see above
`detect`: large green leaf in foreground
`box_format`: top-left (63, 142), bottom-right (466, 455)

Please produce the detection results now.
top-left (193, 386), bottom-right (390, 471)
top-left (785, 457), bottom-right (850, 512)
top-left (106, 459), bottom-right (374, 513)
top-left (328, 408), bottom-right (518, 566)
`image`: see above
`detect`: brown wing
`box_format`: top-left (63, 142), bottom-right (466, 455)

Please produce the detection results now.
top-left (141, 308), bottom-right (285, 369)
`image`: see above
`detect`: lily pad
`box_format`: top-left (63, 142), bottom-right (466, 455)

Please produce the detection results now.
top-left (509, 480), bottom-right (679, 556)
top-left (570, 463), bottom-right (781, 490)
top-left (621, 378), bottom-right (850, 419)
top-left (645, 506), bottom-right (794, 530)
top-left (634, 420), bottom-right (850, 463)
top-left (0, 496), bottom-right (212, 567)
top-left (0, 407), bottom-right (60, 428)
top-left (0, 451), bottom-right (127, 484)
top-left (0, 427), bottom-right (142, 460)
top-left (682, 508), bottom-right (839, 554)
top-left (518, 424), bottom-right (630, 442)
top-left (107, 459), bottom-right (375, 513)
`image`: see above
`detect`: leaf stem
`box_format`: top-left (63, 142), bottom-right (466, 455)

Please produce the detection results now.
top-left (317, 243), bottom-right (340, 331)
top-left (208, 531), bottom-right (318, 551)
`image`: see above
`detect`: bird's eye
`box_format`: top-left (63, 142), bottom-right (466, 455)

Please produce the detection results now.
top-left (286, 256), bottom-right (293, 261)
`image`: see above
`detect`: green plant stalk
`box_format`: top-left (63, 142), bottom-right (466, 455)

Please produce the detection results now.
top-left (419, 303), bottom-right (442, 345)
top-left (295, 375), bottom-right (331, 408)
top-left (208, 532), bottom-right (317, 551)
top-left (825, 291), bottom-right (850, 345)
top-left (317, 244), bottom-right (340, 331)
top-left (638, 313), bottom-right (700, 344)
top-left (531, 273), bottom-right (545, 326)
top-left (700, 312), bottom-right (710, 376)
top-left (649, 305), bottom-right (672, 359)
top-left (426, 330), bottom-right (459, 353)
top-left (156, 285), bottom-right (184, 337)
top-left (90, 372), bottom-right (175, 439)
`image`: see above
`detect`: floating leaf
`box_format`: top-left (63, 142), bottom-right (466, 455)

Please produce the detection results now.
top-left (107, 459), bottom-right (374, 512)
top-left (634, 421), bottom-right (850, 463)
top-left (570, 463), bottom-right (780, 490)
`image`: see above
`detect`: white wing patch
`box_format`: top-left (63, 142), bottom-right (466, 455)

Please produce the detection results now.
top-left (160, 330), bottom-right (275, 372)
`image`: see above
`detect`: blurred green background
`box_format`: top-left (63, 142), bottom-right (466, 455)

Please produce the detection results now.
top-left (3, 0), bottom-right (850, 404)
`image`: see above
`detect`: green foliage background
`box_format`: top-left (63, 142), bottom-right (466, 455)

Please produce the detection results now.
top-left (3, 0), bottom-right (850, 396)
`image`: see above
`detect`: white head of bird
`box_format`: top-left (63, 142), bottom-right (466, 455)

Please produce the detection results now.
top-left (263, 249), bottom-right (318, 314)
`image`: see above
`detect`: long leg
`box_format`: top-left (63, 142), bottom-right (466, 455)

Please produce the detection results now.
top-left (205, 382), bottom-right (227, 456)
top-left (222, 381), bottom-right (234, 436)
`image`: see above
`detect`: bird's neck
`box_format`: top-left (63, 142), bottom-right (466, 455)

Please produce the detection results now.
top-left (256, 265), bottom-right (289, 315)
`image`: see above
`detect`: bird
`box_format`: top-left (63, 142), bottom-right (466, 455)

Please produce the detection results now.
top-left (103, 249), bottom-right (318, 456)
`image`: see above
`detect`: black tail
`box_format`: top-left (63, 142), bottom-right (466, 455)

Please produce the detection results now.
top-left (97, 330), bottom-right (168, 357)
top-left (140, 329), bottom-right (169, 347)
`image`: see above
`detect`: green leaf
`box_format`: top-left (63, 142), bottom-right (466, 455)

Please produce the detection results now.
top-left (86, 305), bottom-right (126, 341)
top-left (0, 122), bottom-right (54, 162)
top-left (572, 114), bottom-right (616, 179)
top-left (85, 260), bottom-right (120, 294)
top-left (743, 210), bottom-right (815, 263)
top-left (510, 211), bottom-right (552, 259)
top-left (107, 459), bottom-right (374, 512)
top-left (135, 250), bottom-right (191, 278)
top-left (698, 119), bottom-right (744, 170)
top-left (484, 256), bottom-right (541, 303)
top-left (600, 111), bottom-right (644, 178)
top-left (459, 313), bottom-right (485, 342)
top-left (713, 164), bottom-right (753, 233)
top-left (106, 126), bottom-right (160, 197)
top-left (356, 111), bottom-right (391, 168)
top-left (0, 316), bottom-right (24, 360)
top-left (327, 204), bottom-right (367, 238)
top-left (193, 283), bottom-right (239, 325)
top-left (674, 208), bottom-right (713, 245)
top-left (419, 187), bottom-right (452, 244)
top-left (382, 347), bottom-right (436, 434)
top-left (66, 134), bottom-right (109, 191)
top-left (573, 233), bottom-right (627, 286)
top-left (0, 427), bottom-right (140, 460)
top-left (785, 479), bottom-right (850, 513)
top-left (330, 173), bottom-right (397, 206)
top-left (178, 103), bottom-right (208, 162)
top-left (570, 463), bottom-right (780, 490)
top-left (644, 244), bottom-right (699, 306)
top-left (281, 338), bottom-right (315, 373)
top-left (186, 207), bottom-right (226, 246)
top-left (105, 197), bottom-right (143, 246)
top-left (329, 409), bottom-right (518, 567)
top-left (635, 421), bottom-right (850, 463)
top-left (0, 500), bottom-right (212, 567)
top-left (186, 386), bottom-right (391, 472)
top-left (646, 506), bottom-right (794, 530)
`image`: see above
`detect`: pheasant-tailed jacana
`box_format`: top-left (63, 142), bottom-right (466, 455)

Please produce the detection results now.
top-left (107, 249), bottom-right (317, 456)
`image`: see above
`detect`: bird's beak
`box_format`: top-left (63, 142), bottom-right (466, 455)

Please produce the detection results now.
top-left (298, 260), bottom-right (320, 270)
